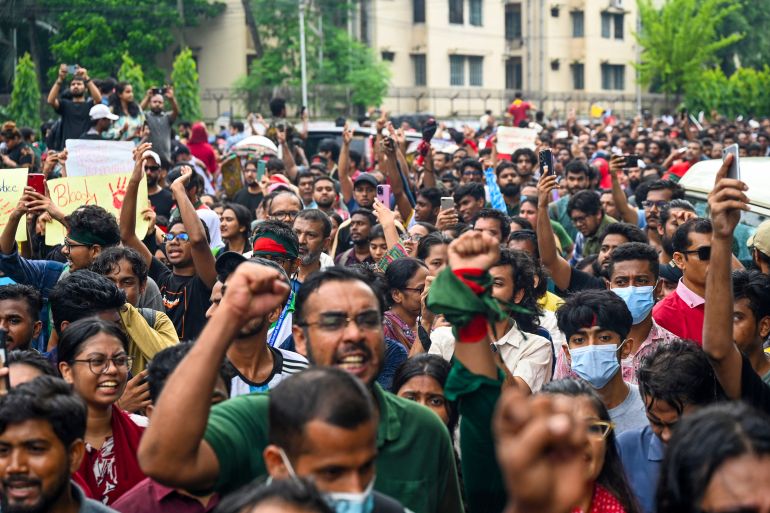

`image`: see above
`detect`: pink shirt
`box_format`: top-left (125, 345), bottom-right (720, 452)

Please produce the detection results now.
top-left (652, 280), bottom-right (705, 345)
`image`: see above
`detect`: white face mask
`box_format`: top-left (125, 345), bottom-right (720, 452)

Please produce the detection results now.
top-left (277, 448), bottom-right (376, 513)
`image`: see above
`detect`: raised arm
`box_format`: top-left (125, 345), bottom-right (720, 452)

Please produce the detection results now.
top-left (0, 198), bottom-right (28, 255)
top-left (166, 87), bottom-right (179, 123)
top-left (276, 128), bottom-right (297, 181)
top-left (169, 167), bottom-right (218, 288)
top-left (536, 172), bottom-right (572, 291)
top-left (139, 262), bottom-right (290, 489)
top-left (140, 88), bottom-right (152, 111)
top-left (338, 123), bottom-right (354, 204)
top-left (703, 153), bottom-right (749, 399)
top-left (121, 143), bottom-right (154, 266)
top-left (372, 200), bottom-right (400, 250)
top-left (47, 64), bottom-right (68, 110)
top-left (380, 136), bottom-right (413, 222)
top-left (422, 145), bottom-right (437, 188)
top-left (608, 155), bottom-right (639, 225)
top-left (78, 67), bottom-right (101, 104)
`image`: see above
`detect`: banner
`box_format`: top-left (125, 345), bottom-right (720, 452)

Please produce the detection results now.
top-left (0, 169), bottom-right (30, 241)
top-left (44, 173), bottom-right (150, 246)
top-left (64, 140), bottom-right (135, 177)
top-left (220, 155), bottom-right (244, 199)
top-left (495, 126), bottom-right (537, 154)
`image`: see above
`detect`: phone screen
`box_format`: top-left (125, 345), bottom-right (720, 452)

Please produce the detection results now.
top-left (257, 160), bottom-right (267, 181)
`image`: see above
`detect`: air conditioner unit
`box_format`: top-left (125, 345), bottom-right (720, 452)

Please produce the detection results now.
top-left (609, 0), bottom-right (623, 8)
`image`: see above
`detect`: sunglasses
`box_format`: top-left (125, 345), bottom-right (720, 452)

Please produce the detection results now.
top-left (681, 246), bottom-right (711, 261)
top-left (146, 165), bottom-right (161, 172)
top-left (164, 232), bottom-right (190, 242)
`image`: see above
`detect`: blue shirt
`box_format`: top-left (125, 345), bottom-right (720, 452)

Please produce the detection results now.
top-left (616, 424), bottom-right (664, 513)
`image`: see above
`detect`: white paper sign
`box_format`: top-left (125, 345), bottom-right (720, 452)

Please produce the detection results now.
top-left (64, 140), bottom-right (135, 177)
top-left (496, 126), bottom-right (537, 154)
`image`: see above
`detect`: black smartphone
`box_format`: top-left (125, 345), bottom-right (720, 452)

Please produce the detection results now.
top-left (0, 329), bottom-right (9, 391)
top-left (539, 149), bottom-right (554, 175)
top-left (623, 154), bottom-right (641, 168)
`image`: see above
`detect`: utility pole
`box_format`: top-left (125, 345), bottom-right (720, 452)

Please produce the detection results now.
top-left (177, 0), bottom-right (186, 47)
top-left (299, 0), bottom-right (308, 109)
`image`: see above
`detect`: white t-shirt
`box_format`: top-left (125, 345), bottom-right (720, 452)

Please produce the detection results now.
top-left (229, 347), bottom-right (309, 397)
top-left (196, 207), bottom-right (224, 250)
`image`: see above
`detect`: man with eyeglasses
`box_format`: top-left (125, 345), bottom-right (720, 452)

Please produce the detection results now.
top-left (459, 158), bottom-right (484, 185)
top-left (139, 264), bottom-right (464, 513)
top-left (568, 190), bottom-right (617, 264)
top-left (265, 190), bottom-right (303, 223)
top-left (143, 150), bottom-right (174, 220)
top-left (122, 144), bottom-right (217, 341)
top-left (653, 218), bottom-right (712, 345)
top-left (547, 160), bottom-right (592, 239)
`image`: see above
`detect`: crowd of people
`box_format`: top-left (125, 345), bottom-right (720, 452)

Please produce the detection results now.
top-left (1, 66), bottom-right (770, 513)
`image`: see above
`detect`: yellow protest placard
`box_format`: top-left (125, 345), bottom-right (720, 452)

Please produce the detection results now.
top-left (44, 173), bottom-right (150, 246)
top-left (0, 169), bottom-right (31, 242)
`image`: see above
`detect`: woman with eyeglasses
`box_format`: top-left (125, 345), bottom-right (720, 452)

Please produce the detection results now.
top-left (220, 203), bottom-right (253, 255)
top-left (540, 379), bottom-right (640, 513)
top-left (57, 317), bottom-right (146, 505)
top-left (383, 257), bottom-right (429, 354)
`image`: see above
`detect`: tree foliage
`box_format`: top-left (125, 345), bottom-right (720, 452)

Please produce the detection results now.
top-left (117, 53), bottom-right (146, 100)
top-left (685, 66), bottom-right (770, 119)
top-left (236, 0), bottom-right (390, 110)
top-left (8, 53), bottom-right (42, 129)
top-left (41, 0), bottom-right (224, 83)
top-left (171, 48), bottom-right (202, 122)
top-left (714, 1), bottom-right (770, 74)
top-left (635, 0), bottom-right (742, 98)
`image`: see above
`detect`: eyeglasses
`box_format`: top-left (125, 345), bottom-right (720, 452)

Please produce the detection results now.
top-left (681, 246), bottom-right (711, 261)
top-left (462, 171), bottom-right (482, 177)
top-left (299, 310), bottom-right (382, 332)
top-left (402, 286), bottom-right (425, 294)
top-left (164, 232), bottom-right (190, 242)
top-left (642, 200), bottom-right (668, 209)
top-left (587, 420), bottom-right (614, 439)
top-left (71, 355), bottom-right (133, 375)
top-left (63, 238), bottom-right (91, 250)
top-left (570, 214), bottom-right (590, 225)
top-left (269, 211), bottom-right (300, 221)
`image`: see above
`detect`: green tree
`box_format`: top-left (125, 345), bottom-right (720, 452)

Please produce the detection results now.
top-left (8, 53), bottom-right (42, 129)
top-left (714, 1), bottom-right (770, 74)
top-left (684, 66), bottom-right (770, 119)
top-left (117, 52), bottom-right (146, 101)
top-left (41, 0), bottom-right (224, 82)
top-left (236, 0), bottom-right (390, 111)
top-left (635, 0), bottom-right (743, 99)
top-left (171, 48), bottom-right (202, 121)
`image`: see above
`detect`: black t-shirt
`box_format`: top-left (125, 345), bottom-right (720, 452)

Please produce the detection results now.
top-left (149, 257), bottom-right (211, 341)
top-left (149, 188), bottom-right (174, 220)
top-left (6, 142), bottom-right (33, 167)
top-left (740, 353), bottom-right (770, 414)
top-left (55, 98), bottom-right (94, 142)
top-left (232, 189), bottom-right (263, 216)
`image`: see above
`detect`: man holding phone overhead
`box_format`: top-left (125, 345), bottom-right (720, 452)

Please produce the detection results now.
top-left (46, 64), bottom-right (102, 147)
top-left (141, 86), bottom-right (179, 164)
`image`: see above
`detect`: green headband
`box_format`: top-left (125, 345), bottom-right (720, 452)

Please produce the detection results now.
top-left (67, 229), bottom-right (114, 247)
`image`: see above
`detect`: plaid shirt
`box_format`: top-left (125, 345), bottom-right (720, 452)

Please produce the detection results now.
top-left (554, 319), bottom-right (678, 384)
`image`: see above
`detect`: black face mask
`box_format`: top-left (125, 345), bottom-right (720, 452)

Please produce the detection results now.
top-left (500, 183), bottom-right (521, 197)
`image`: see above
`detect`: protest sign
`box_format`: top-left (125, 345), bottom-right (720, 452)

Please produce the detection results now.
top-left (221, 155), bottom-right (244, 199)
top-left (44, 173), bottom-right (149, 246)
top-left (495, 126), bottom-right (537, 154)
top-left (0, 169), bottom-right (30, 241)
top-left (64, 140), bottom-right (135, 177)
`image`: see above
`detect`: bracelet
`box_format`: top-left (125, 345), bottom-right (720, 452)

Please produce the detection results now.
top-left (84, 78), bottom-right (91, 84)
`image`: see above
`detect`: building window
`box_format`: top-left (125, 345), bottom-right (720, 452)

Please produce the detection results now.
top-left (601, 64), bottom-right (625, 90)
top-left (381, 51), bottom-right (395, 62)
top-left (614, 13), bottom-right (624, 39)
top-left (450, 55), bottom-right (465, 86)
top-left (601, 12), bottom-right (625, 39)
top-left (505, 3), bottom-right (522, 40)
top-left (571, 10), bottom-right (584, 37)
top-left (449, 0), bottom-right (463, 24)
top-left (469, 56), bottom-right (483, 86)
top-left (469, 0), bottom-right (483, 26)
top-left (412, 54), bottom-right (427, 86)
top-left (505, 57), bottom-right (523, 90)
top-left (570, 63), bottom-right (584, 90)
top-left (601, 12), bottom-right (611, 38)
top-left (413, 0), bottom-right (425, 23)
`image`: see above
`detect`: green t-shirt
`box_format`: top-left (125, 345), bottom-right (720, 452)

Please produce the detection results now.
top-left (204, 383), bottom-right (464, 513)
top-left (548, 195), bottom-right (576, 239)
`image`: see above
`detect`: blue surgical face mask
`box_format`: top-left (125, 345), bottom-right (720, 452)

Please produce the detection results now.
top-left (612, 285), bottom-right (655, 325)
top-left (569, 342), bottom-right (625, 389)
top-left (278, 448), bottom-right (376, 513)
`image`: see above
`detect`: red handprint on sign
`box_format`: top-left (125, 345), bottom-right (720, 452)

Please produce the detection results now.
top-left (109, 177), bottom-right (128, 209)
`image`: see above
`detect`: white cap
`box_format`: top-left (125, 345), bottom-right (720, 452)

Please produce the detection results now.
top-left (89, 104), bottom-right (118, 121)
top-left (142, 150), bottom-right (161, 166)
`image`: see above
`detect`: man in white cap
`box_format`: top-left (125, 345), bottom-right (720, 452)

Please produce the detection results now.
top-left (80, 104), bottom-right (118, 140)
top-left (749, 220), bottom-right (770, 276)
top-left (142, 149), bottom-right (174, 220)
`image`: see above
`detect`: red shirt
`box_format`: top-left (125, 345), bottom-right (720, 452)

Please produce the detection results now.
top-left (571, 484), bottom-right (627, 513)
top-left (664, 160), bottom-right (692, 181)
top-left (112, 478), bottom-right (220, 513)
top-left (508, 101), bottom-right (532, 126)
top-left (652, 280), bottom-right (705, 345)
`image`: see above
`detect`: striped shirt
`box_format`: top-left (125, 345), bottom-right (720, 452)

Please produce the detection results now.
top-left (229, 347), bottom-right (309, 397)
